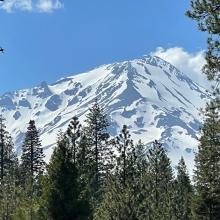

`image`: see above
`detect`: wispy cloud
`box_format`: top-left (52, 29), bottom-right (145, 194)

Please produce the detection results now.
top-left (1, 0), bottom-right (32, 12)
top-left (0, 0), bottom-right (63, 13)
top-left (36, 0), bottom-right (63, 12)
top-left (152, 47), bottom-right (210, 89)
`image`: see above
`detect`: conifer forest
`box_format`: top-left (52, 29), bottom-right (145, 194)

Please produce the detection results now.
top-left (0, 0), bottom-right (220, 219)
top-left (0, 97), bottom-right (219, 220)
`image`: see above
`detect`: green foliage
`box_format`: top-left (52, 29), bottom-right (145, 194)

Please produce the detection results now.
top-left (186, 0), bottom-right (220, 84)
top-left (76, 134), bottom-right (93, 217)
top-left (94, 175), bottom-right (139, 220)
top-left (187, 2), bottom-right (220, 218)
top-left (0, 116), bottom-right (17, 180)
top-left (193, 101), bottom-right (220, 220)
top-left (66, 116), bottom-right (82, 165)
top-left (146, 140), bottom-right (174, 219)
top-left (42, 136), bottom-right (90, 220)
top-left (2, 103), bottom-right (220, 220)
top-left (172, 157), bottom-right (193, 220)
top-left (114, 125), bottom-right (136, 186)
top-left (84, 101), bottom-right (112, 202)
top-left (11, 184), bottom-right (42, 220)
top-left (94, 129), bottom-right (147, 220)
top-left (20, 120), bottom-right (45, 183)
top-left (0, 116), bottom-right (20, 219)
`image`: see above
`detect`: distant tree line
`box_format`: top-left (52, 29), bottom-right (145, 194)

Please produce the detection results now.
top-left (0, 98), bottom-right (219, 220)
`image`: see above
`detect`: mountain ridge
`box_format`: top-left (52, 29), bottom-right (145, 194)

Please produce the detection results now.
top-left (0, 55), bottom-right (209, 172)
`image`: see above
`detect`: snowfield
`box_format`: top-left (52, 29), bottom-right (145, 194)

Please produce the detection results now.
top-left (0, 55), bottom-right (209, 173)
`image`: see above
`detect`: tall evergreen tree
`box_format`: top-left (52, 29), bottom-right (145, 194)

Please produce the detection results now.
top-left (20, 120), bottom-right (45, 220)
top-left (94, 174), bottom-right (139, 220)
top-left (132, 140), bottom-right (150, 220)
top-left (146, 140), bottom-right (174, 220)
top-left (76, 133), bottom-right (93, 219)
top-left (186, 0), bottom-right (220, 85)
top-left (114, 125), bottom-right (136, 186)
top-left (187, 2), bottom-right (220, 218)
top-left (21, 120), bottom-right (45, 182)
top-left (43, 136), bottom-right (86, 220)
top-left (135, 171), bottom-right (153, 220)
top-left (77, 134), bottom-right (91, 191)
top-left (84, 101), bottom-right (111, 201)
top-left (0, 116), bottom-right (6, 180)
top-left (94, 134), bottom-right (146, 220)
top-left (0, 116), bottom-right (20, 219)
top-left (66, 116), bottom-right (81, 165)
top-left (135, 140), bottom-right (148, 175)
top-left (172, 157), bottom-right (193, 220)
top-left (0, 116), bottom-right (16, 180)
top-left (0, 136), bottom-right (19, 219)
top-left (0, 177), bottom-right (18, 220)
top-left (193, 101), bottom-right (220, 220)
top-left (0, 159), bottom-right (19, 220)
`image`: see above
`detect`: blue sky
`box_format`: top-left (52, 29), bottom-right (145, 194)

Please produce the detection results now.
top-left (0, 0), bottom-right (206, 94)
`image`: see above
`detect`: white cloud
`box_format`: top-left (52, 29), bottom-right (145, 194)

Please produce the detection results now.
top-left (151, 47), bottom-right (210, 89)
top-left (0, 0), bottom-right (63, 13)
top-left (36, 0), bottom-right (63, 13)
top-left (1, 0), bottom-right (32, 12)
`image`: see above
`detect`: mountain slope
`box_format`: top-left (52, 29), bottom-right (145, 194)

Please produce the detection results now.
top-left (0, 55), bottom-right (208, 172)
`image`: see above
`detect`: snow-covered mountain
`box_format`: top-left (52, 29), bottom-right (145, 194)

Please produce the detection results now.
top-left (0, 55), bottom-right (208, 172)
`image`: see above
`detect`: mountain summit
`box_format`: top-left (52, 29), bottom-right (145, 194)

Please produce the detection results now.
top-left (0, 55), bottom-right (208, 171)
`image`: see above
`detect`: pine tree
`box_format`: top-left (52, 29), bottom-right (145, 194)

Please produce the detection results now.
top-left (186, 0), bottom-right (220, 84)
top-left (114, 125), bottom-right (136, 186)
top-left (84, 101), bottom-right (111, 201)
top-left (0, 116), bottom-right (16, 180)
top-left (94, 138), bottom-right (149, 220)
top-left (135, 140), bottom-right (147, 175)
top-left (146, 140), bottom-right (174, 220)
top-left (66, 116), bottom-right (81, 165)
top-left (0, 116), bottom-right (20, 219)
top-left (135, 171), bottom-right (153, 220)
top-left (77, 134), bottom-right (91, 191)
top-left (172, 157), bottom-right (193, 220)
top-left (193, 101), bottom-right (220, 220)
top-left (20, 120), bottom-right (45, 220)
top-left (187, 3), bottom-right (220, 218)
top-left (94, 175), bottom-right (121, 220)
top-left (43, 136), bottom-right (86, 220)
top-left (95, 129), bottom-right (146, 220)
top-left (0, 178), bottom-right (17, 220)
top-left (11, 184), bottom-right (42, 220)
top-left (0, 153), bottom-right (19, 220)
top-left (76, 133), bottom-right (93, 219)
top-left (132, 140), bottom-right (151, 220)
top-left (94, 173), bottom-right (140, 220)
top-left (21, 120), bottom-right (45, 183)
top-left (0, 116), bottom-right (6, 180)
